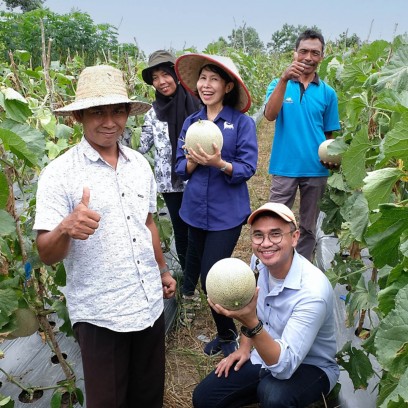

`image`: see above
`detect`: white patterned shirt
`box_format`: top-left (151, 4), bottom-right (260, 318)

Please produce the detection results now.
top-left (34, 137), bottom-right (164, 332)
top-left (138, 107), bottom-right (185, 193)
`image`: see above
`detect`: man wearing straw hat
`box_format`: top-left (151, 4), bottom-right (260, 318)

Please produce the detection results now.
top-left (34, 65), bottom-right (176, 408)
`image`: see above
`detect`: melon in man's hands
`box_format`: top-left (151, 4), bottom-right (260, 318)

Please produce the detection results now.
top-left (206, 258), bottom-right (256, 311)
top-left (185, 119), bottom-right (223, 154)
top-left (318, 139), bottom-right (342, 164)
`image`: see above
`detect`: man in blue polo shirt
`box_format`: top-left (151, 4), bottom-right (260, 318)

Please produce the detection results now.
top-left (264, 29), bottom-right (340, 261)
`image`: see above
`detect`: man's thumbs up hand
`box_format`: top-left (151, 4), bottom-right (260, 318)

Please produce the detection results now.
top-left (81, 186), bottom-right (91, 207)
top-left (61, 187), bottom-right (101, 240)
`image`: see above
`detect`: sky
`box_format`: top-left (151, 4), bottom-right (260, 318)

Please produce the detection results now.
top-left (8, 0), bottom-right (408, 56)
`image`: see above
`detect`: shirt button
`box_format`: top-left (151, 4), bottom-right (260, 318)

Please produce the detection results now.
top-left (133, 238), bottom-right (136, 242)
top-left (127, 216), bottom-right (130, 220)
top-left (122, 193), bottom-right (125, 197)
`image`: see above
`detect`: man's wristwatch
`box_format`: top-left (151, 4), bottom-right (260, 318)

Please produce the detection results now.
top-left (241, 320), bottom-right (263, 338)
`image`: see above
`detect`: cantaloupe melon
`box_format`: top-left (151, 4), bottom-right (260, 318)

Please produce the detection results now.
top-left (185, 119), bottom-right (223, 155)
top-left (6, 308), bottom-right (39, 339)
top-left (318, 139), bottom-right (342, 164)
top-left (206, 258), bottom-right (256, 311)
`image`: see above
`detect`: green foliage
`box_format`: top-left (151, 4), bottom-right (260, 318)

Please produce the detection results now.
top-left (267, 23), bottom-right (321, 53)
top-left (321, 34), bottom-right (408, 406)
top-left (227, 24), bottom-right (264, 55)
top-left (0, 8), bottom-right (139, 66)
top-left (2, 0), bottom-right (43, 12)
top-left (0, 14), bottom-right (408, 406)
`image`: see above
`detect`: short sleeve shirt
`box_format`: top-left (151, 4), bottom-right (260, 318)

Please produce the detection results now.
top-left (33, 137), bottom-right (164, 332)
top-left (265, 77), bottom-right (340, 177)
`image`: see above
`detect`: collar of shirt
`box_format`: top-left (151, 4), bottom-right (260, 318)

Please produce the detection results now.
top-left (258, 251), bottom-right (303, 295)
top-left (79, 136), bottom-right (130, 163)
top-left (197, 105), bottom-right (236, 124)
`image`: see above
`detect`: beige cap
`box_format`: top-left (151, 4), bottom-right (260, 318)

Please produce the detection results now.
top-left (54, 65), bottom-right (151, 116)
top-left (247, 202), bottom-right (298, 229)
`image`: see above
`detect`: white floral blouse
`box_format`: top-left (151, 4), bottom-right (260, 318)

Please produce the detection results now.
top-left (138, 107), bottom-right (185, 193)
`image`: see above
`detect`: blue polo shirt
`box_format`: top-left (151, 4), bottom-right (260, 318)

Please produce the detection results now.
top-left (175, 106), bottom-right (258, 231)
top-left (265, 76), bottom-right (340, 177)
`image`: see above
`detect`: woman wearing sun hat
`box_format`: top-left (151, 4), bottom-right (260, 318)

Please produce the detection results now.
top-left (34, 64), bottom-right (176, 407)
top-left (175, 54), bottom-right (258, 357)
top-left (139, 50), bottom-right (202, 325)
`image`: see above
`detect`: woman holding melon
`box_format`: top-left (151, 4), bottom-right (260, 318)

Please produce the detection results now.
top-left (175, 54), bottom-right (258, 357)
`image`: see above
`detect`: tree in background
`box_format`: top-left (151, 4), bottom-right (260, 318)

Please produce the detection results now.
top-left (0, 8), bottom-right (140, 66)
top-left (267, 23), bottom-right (321, 53)
top-left (228, 24), bottom-right (264, 55)
top-left (1, 0), bottom-right (43, 12)
top-left (336, 31), bottom-right (361, 48)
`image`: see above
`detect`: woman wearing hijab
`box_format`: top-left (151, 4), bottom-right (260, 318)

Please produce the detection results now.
top-left (140, 50), bottom-right (201, 324)
top-left (175, 54), bottom-right (258, 357)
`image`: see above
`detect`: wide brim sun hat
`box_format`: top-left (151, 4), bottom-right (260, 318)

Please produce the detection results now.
top-left (54, 65), bottom-right (151, 116)
top-left (142, 50), bottom-right (176, 85)
top-left (175, 53), bottom-right (251, 113)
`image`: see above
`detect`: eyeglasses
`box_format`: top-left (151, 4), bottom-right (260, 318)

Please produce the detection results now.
top-left (250, 230), bottom-right (294, 245)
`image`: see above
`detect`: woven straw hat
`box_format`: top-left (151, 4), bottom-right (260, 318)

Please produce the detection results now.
top-left (247, 202), bottom-right (298, 229)
top-left (54, 65), bottom-right (151, 116)
top-left (175, 53), bottom-right (251, 113)
top-left (142, 50), bottom-right (176, 85)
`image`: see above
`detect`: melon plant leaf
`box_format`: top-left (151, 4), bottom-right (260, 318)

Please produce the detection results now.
top-left (374, 45), bottom-right (408, 93)
top-left (0, 88), bottom-right (31, 123)
top-left (378, 264), bottom-right (408, 316)
top-left (51, 297), bottom-right (73, 337)
top-left (0, 128), bottom-right (38, 167)
top-left (375, 285), bottom-right (408, 368)
top-left (340, 191), bottom-right (369, 242)
top-left (46, 139), bottom-right (69, 160)
top-left (340, 61), bottom-right (372, 89)
top-left (0, 172), bottom-right (8, 210)
top-left (347, 275), bottom-right (378, 316)
top-left (365, 205), bottom-right (408, 267)
top-left (401, 230), bottom-right (408, 259)
top-left (327, 172), bottom-right (347, 191)
top-left (1, 120), bottom-right (46, 162)
top-left (55, 123), bottom-right (74, 140)
top-left (336, 341), bottom-right (374, 390)
top-left (50, 390), bottom-right (62, 408)
top-left (377, 371), bottom-right (408, 408)
top-left (362, 168), bottom-right (404, 210)
top-left (342, 126), bottom-right (371, 189)
top-left (0, 288), bottom-right (19, 330)
top-left (0, 210), bottom-right (15, 237)
top-left (75, 387), bottom-right (85, 405)
top-left (381, 113), bottom-right (408, 163)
